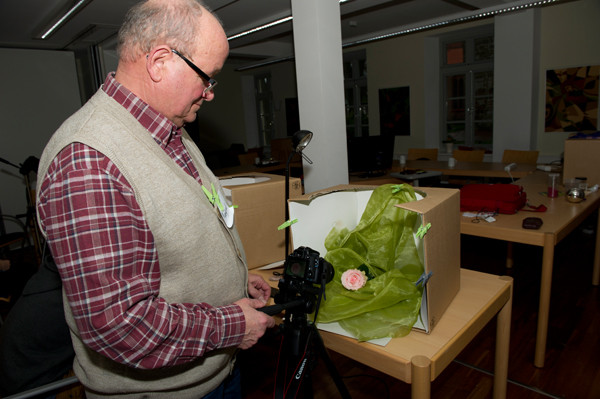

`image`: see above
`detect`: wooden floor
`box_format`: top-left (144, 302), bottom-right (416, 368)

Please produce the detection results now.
top-left (239, 212), bottom-right (600, 399)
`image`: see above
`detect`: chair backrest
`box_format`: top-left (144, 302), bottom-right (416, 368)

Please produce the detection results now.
top-left (237, 153), bottom-right (257, 166)
top-left (502, 149), bottom-right (539, 165)
top-left (407, 148), bottom-right (438, 161)
top-left (452, 149), bottom-right (485, 162)
top-left (270, 137), bottom-right (301, 163)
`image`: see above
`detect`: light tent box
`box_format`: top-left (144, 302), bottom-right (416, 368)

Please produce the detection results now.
top-left (563, 138), bottom-right (600, 186)
top-left (288, 185), bottom-right (460, 334)
top-left (220, 173), bottom-right (302, 269)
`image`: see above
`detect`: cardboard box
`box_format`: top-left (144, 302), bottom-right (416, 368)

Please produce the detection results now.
top-left (563, 138), bottom-right (600, 186)
top-left (220, 173), bottom-right (303, 269)
top-left (288, 185), bottom-right (460, 334)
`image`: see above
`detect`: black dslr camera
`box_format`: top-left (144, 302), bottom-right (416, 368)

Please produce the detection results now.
top-left (261, 246), bottom-right (333, 316)
top-left (283, 246), bottom-right (334, 285)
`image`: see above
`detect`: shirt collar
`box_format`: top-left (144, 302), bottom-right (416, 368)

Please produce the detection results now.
top-left (102, 73), bottom-right (181, 148)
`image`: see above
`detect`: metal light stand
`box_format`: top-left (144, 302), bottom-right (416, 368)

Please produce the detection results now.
top-left (284, 130), bottom-right (313, 258)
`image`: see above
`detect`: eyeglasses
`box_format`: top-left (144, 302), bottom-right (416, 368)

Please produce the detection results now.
top-left (172, 49), bottom-right (218, 94)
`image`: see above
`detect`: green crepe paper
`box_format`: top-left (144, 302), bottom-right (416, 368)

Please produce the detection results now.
top-left (316, 184), bottom-right (425, 341)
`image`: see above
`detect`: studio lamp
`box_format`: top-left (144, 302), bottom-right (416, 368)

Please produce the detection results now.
top-left (285, 130), bottom-right (313, 258)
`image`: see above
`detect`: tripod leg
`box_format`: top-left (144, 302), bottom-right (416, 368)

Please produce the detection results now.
top-left (311, 325), bottom-right (352, 399)
top-left (275, 321), bottom-right (314, 399)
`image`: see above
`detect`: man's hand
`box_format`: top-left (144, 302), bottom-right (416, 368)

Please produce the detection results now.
top-left (235, 297), bottom-right (276, 349)
top-left (247, 273), bottom-right (271, 303)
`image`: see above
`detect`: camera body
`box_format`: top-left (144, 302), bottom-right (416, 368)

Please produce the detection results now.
top-left (284, 246), bottom-right (333, 285)
top-left (266, 246), bottom-right (333, 316)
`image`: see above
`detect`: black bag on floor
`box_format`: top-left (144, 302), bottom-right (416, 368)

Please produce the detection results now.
top-left (0, 252), bottom-right (74, 396)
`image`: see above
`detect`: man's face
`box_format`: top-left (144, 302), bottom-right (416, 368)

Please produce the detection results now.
top-left (163, 15), bottom-right (229, 127)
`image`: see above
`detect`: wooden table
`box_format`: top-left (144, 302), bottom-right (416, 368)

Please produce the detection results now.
top-left (254, 268), bottom-right (513, 399)
top-left (460, 170), bottom-right (600, 367)
top-left (399, 160), bottom-right (536, 179)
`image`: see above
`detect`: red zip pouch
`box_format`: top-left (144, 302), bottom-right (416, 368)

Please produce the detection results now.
top-left (460, 183), bottom-right (527, 214)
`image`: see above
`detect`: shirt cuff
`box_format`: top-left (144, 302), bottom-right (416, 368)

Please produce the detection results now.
top-left (218, 304), bottom-right (246, 348)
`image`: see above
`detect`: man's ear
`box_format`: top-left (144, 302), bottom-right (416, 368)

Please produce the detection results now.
top-left (146, 46), bottom-right (172, 82)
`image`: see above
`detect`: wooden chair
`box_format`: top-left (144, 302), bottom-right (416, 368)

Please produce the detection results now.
top-left (407, 148), bottom-right (438, 161)
top-left (270, 137), bottom-right (301, 163)
top-left (452, 149), bottom-right (485, 162)
top-left (237, 152), bottom-right (258, 166)
top-left (502, 149), bottom-right (539, 165)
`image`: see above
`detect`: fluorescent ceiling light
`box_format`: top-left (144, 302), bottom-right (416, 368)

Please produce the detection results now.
top-left (39, 0), bottom-right (90, 40)
top-left (228, 16), bottom-right (293, 41)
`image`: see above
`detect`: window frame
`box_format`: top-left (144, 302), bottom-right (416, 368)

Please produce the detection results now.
top-left (439, 26), bottom-right (494, 152)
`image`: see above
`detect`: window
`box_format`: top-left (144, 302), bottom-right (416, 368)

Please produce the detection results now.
top-left (441, 28), bottom-right (494, 152)
top-left (344, 50), bottom-right (368, 138)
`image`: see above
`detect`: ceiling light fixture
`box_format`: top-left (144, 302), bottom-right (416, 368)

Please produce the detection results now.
top-left (38, 0), bottom-right (90, 40)
top-left (228, 16), bottom-right (293, 41)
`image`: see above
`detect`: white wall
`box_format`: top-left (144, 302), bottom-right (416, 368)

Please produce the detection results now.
top-left (536, 0), bottom-right (600, 160)
top-left (0, 48), bottom-right (81, 225)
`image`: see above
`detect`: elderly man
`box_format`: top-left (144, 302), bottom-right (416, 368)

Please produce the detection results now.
top-left (36, 0), bottom-right (275, 397)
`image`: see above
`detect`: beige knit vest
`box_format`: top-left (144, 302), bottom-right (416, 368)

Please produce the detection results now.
top-left (36, 89), bottom-right (249, 398)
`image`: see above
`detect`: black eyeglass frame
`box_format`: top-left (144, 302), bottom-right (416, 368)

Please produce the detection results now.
top-left (172, 49), bottom-right (217, 93)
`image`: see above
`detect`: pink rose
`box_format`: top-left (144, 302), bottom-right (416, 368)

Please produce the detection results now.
top-left (341, 269), bottom-right (367, 291)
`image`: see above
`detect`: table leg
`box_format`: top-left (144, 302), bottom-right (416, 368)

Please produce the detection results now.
top-left (592, 210), bottom-right (600, 286)
top-left (506, 242), bottom-right (514, 269)
top-left (534, 232), bottom-right (555, 368)
top-left (494, 276), bottom-right (513, 399)
top-left (411, 355), bottom-right (431, 399)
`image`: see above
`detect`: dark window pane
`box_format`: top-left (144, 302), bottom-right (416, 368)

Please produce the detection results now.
top-left (359, 59), bottom-right (367, 77)
top-left (446, 41), bottom-right (464, 65)
top-left (474, 122), bottom-right (493, 145)
top-left (447, 99), bottom-right (466, 121)
top-left (474, 71), bottom-right (493, 96)
top-left (446, 123), bottom-right (465, 143)
top-left (474, 36), bottom-right (494, 61)
top-left (474, 98), bottom-right (493, 120)
top-left (446, 75), bottom-right (466, 98)
top-left (343, 61), bottom-right (353, 79)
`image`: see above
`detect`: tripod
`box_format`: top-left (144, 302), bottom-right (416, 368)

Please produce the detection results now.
top-left (263, 299), bottom-right (351, 399)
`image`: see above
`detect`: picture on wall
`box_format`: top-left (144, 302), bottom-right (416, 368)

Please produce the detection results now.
top-left (545, 65), bottom-right (599, 133)
top-left (379, 86), bottom-right (410, 136)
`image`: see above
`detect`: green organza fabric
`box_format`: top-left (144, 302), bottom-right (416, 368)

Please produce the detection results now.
top-left (316, 184), bottom-right (425, 341)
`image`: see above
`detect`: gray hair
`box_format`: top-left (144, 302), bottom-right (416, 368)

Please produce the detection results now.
top-left (117, 0), bottom-right (215, 62)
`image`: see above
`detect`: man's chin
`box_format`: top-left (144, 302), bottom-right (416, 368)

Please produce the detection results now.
top-left (184, 112), bottom-right (199, 125)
